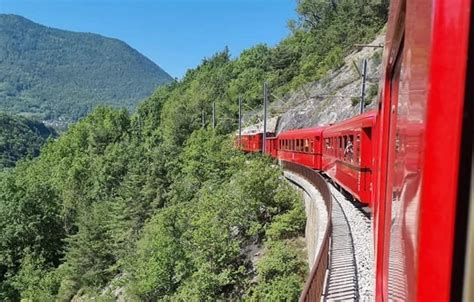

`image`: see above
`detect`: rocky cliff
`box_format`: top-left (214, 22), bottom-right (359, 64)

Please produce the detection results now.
top-left (242, 33), bottom-right (385, 134)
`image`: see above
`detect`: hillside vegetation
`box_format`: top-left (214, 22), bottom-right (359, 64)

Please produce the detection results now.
top-left (0, 1), bottom-right (388, 300)
top-left (0, 14), bottom-right (173, 123)
top-left (0, 113), bottom-right (56, 169)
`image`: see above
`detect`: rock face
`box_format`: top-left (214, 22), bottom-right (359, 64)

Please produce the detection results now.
top-left (242, 33), bottom-right (385, 134)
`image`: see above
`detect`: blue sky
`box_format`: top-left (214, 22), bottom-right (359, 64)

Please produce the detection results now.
top-left (0, 0), bottom-right (297, 78)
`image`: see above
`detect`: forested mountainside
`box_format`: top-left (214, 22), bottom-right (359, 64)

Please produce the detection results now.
top-left (0, 1), bottom-right (388, 300)
top-left (0, 113), bottom-right (56, 169)
top-left (0, 14), bottom-right (173, 123)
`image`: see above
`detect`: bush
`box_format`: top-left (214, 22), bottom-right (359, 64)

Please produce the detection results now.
top-left (9, 253), bottom-right (62, 301)
top-left (351, 96), bottom-right (361, 107)
top-left (367, 83), bottom-right (379, 101)
top-left (266, 200), bottom-right (306, 240)
top-left (245, 241), bottom-right (307, 301)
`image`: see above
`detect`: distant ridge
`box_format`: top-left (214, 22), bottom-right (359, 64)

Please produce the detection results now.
top-left (0, 112), bottom-right (57, 168)
top-left (0, 14), bottom-right (173, 124)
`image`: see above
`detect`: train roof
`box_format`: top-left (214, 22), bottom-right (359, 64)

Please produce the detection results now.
top-left (278, 127), bottom-right (325, 139)
top-left (323, 110), bottom-right (377, 134)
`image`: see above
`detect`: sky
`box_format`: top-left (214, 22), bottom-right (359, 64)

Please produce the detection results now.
top-left (0, 0), bottom-right (298, 79)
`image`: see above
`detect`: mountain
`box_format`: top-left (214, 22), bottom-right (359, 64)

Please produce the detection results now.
top-left (0, 14), bottom-right (173, 124)
top-left (0, 113), bottom-right (56, 168)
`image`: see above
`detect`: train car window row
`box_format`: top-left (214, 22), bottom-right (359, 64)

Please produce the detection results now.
top-left (279, 138), bottom-right (315, 153)
top-left (324, 134), bottom-right (358, 164)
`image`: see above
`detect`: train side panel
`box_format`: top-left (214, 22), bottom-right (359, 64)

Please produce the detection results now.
top-left (276, 128), bottom-right (324, 170)
top-left (373, 0), bottom-right (471, 300)
top-left (237, 133), bottom-right (263, 153)
top-left (265, 137), bottom-right (278, 158)
top-left (322, 111), bottom-right (376, 206)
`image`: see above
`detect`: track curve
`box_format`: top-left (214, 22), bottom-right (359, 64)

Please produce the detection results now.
top-left (323, 191), bottom-right (360, 300)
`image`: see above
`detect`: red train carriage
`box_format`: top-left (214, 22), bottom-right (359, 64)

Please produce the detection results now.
top-left (373, 0), bottom-right (473, 300)
top-left (237, 133), bottom-right (263, 153)
top-left (276, 128), bottom-right (324, 170)
top-left (321, 110), bottom-right (376, 205)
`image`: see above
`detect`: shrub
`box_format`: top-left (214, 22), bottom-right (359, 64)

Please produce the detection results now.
top-left (245, 241), bottom-right (307, 301)
top-left (266, 199), bottom-right (305, 240)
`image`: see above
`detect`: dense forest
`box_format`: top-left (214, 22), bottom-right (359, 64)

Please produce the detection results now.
top-left (0, 1), bottom-right (388, 300)
top-left (0, 113), bottom-right (56, 169)
top-left (0, 14), bottom-right (173, 123)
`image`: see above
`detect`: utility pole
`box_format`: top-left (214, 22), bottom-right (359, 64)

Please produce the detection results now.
top-left (212, 102), bottom-right (216, 129)
top-left (262, 82), bottom-right (268, 154)
top-left (238, 96), bottom-right (242, 148)
top-left (360, 59), bottom-right (368, 114)
top-left (201, 109), bottom-right (205, 128)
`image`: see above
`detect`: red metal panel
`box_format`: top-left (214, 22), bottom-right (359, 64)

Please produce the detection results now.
top-left (265, 137), bottom-right (278, 157)
top-left (417, 0), bottom-right (470, 300)
top-left (238, 133), bottom-right (263, 153)
top-left (372, 1), bottom-right (406, 299)
top-left (374, 0), bottom-right (471, 300)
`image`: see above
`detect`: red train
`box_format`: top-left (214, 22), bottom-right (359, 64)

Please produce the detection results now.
top-left (237, 111), bottom-right (376, 206)
top-left (237, 0), bottom-right (473, 300)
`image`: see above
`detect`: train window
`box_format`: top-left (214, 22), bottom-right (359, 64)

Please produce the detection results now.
top-left (355, 135), bottom-right (361, 165)
top-left (304, 139), bottom-right (309, 152)
top-left (340, 137), bottom-right (344, 158)
top-left (344, 135), bottom-right (354, 163)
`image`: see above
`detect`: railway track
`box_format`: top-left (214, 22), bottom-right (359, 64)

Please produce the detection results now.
top-left (323, 190), bottom-right (360, 300)
top-left (281, 162), bottom-right (373, 300)
top-left (323, 182), bottom-right (374, 300)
